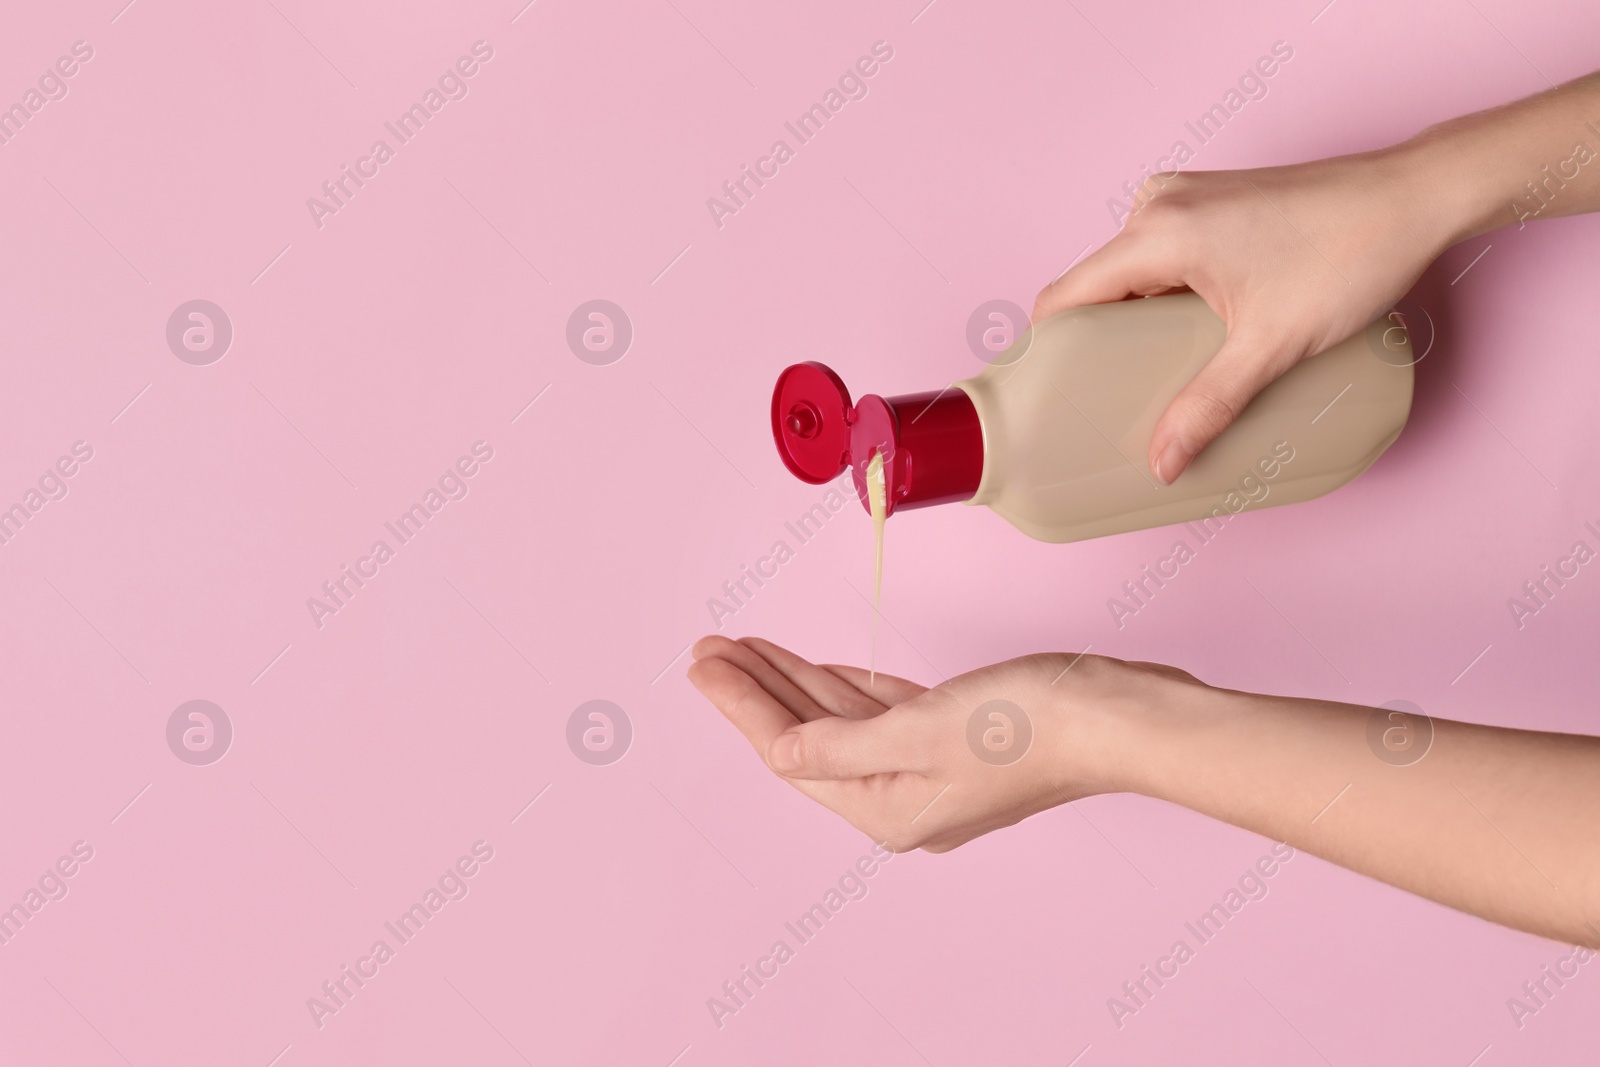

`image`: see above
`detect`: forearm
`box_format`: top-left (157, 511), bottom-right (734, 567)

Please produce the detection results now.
top-left (1100, 684), bottom-right (1600, 946)
top-left (1396, 71), bottom-right (1600, 244)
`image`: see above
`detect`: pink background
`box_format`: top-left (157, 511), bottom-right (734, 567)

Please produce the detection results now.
top-left (2, 0), bottom-right (1598, 1063)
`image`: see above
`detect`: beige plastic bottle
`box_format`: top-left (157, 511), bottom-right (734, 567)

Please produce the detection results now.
top-left (771, 292), bottom-right (1415, 543)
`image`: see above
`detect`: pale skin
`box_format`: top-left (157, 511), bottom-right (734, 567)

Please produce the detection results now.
top-left (1032, 71), bottom-right (1600, 484)
top-left (691, 75), bottom-right (1600, 947)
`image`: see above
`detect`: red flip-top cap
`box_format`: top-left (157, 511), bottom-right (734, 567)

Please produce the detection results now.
top-left (770, 361), bottom-right (984, 516)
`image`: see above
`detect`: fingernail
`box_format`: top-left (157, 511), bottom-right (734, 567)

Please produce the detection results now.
top-left (1154, 439), bottom-right (1193, 485)
top-left (768, 734), bottom-right (802, 773)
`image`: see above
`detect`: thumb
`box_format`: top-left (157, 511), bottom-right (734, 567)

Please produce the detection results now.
top-left (766, 712), bottom-right (927, 781)
top-left (1149, 329), bottom-right (1297, 485)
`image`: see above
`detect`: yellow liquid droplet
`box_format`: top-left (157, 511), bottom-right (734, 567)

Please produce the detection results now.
top-left (866, 450), bottom-right (886, 686)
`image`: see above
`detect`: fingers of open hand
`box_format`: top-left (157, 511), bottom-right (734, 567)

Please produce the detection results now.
top-left (689, 643), bottom-right (1093, 855)
top-left (685, 652), bottom-right (939, 833)
top-left (691, 635), bottom-right (835, 723)
top-left (818, 663), bottom-right (928, 708)
top-left (736, 637), bottom-right (892, 720)
top-left (686, 654), bottom-right (800, 757)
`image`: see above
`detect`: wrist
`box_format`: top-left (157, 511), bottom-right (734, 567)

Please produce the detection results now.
top-left (1372, 133), bottom-right (1494, 255)
top-left (1048, 662), bottom-right (1225, 800)
top-left (1097, 677), bottom-right (1211, 800)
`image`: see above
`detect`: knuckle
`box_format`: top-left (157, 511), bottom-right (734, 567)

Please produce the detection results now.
top-left (805, 722), bottom-right (858, 776)
top-left (1038, 650), bottom-right (1101, 688)
top-left (1130, 187), bottom-right (1184, 226)
top-left (864, 825), bottom-right (902, 851)
top-left (1155, 170), bottom-right (1194, 193)
top-left (870, 825), bottom-right (934, 857)
top-left (873, 826), bottom-right (924, 854)
top-left (791, 733), bottom-right (814, 769)
top-left (1031, 287), bottom-right (1055, 320)
top-left (1183, 390), bottom-right (1241, 436)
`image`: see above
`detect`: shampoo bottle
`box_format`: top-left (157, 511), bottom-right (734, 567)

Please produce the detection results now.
top-left (771, 292), bottom-right (1415, 543)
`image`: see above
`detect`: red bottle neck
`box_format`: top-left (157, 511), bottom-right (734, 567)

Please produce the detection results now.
top-left (850, 388), bottom-right (984, 514)
top-left (770, 362), bottom-right (985, 517)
